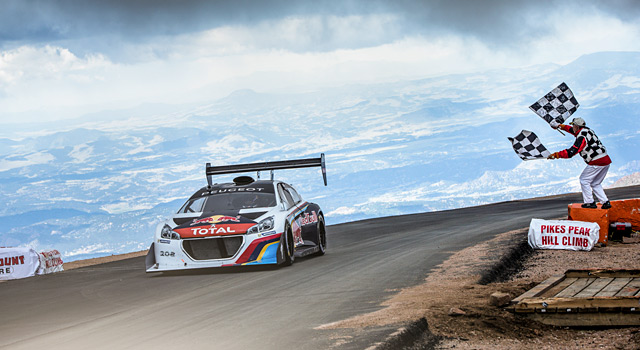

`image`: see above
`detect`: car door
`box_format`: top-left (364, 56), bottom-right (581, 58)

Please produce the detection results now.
top-left (278, 183), bottom-right (306, 246)
top-left (284, 184), bottom-right (320, 245)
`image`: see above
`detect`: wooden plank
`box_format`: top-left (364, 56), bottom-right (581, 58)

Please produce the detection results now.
top-left (564, 270), bottom-right (598, 278)
top-left (521, 312), bottom-right (640, 327)
top-left (574, 277), bottom-right (613, 298)
top-left (514, 296), bottom-right (640, 311)
top-left (545, 277), bottom-right (578, 298)
top-left (616, 278), bottom-right (640, 297)
top-left (555, 278), bottom-right (596, 298)
top-left (565, 269), bottom-right (640, 278)
top-left (595, 277), bottom-right (633, 297)
top-left (511, 274), bottom-right (565, 304)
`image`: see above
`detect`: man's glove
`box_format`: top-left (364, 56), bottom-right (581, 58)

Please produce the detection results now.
top-left (548, 152), bottom-right (560, 159)
top-left (550, 121), bottom-right (566, 130)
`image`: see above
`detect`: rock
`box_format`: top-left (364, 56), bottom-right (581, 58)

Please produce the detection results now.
top-left (448, 307), bottom-right (466, 316)
top-left (489, 292), bottom-right (511, 307)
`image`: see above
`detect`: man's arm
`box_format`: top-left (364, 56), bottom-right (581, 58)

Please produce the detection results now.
top-left (559, 124), bottom-right (574, 134)
top-left (557, 135), bottom-right (586, 158)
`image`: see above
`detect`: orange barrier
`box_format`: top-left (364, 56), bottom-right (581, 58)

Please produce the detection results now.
top-left (567, 204), bottom-right (610, 245)
top-left (567, 198), bottom-right (640, 245)
top-left (607, 199), bottom-right (640, 229)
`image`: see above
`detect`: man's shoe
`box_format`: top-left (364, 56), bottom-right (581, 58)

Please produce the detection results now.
top-left (581, 202), bottom-right (597, 209)
top-left (601, 201), bottom-right (612, 209)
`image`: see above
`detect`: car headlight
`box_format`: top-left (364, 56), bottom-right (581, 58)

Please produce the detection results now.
top-left (247, 216), bottom-right (275, 235)
top-left (160, 224), bottom-right (181, 240)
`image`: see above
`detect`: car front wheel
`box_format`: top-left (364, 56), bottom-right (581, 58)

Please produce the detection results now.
top-left (280, 227), bottom-right (295, 266)
top-left (316, 215), bottom-right (326, 256)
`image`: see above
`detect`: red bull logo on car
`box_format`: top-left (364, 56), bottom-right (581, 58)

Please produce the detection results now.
top-left (300, 211), bottom-right (318, 226)
top-left (191, 215), bottom-right (240, 225)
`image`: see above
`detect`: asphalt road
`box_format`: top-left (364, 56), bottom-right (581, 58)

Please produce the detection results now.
top-left (1, 186), bottom-right (638, 350)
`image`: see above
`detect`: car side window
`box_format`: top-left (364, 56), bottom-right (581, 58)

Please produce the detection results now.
top-left (284, 185), bottom-right (301, 204)
top-left (278, 184), bottom-right (295, 209)
top-left (178, 197), bottom-right (205, 213)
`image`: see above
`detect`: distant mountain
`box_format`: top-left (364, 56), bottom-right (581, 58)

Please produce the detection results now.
top-left (612, 172), bottom-right (640, 187)
top-left (1, 51), bottom-right (639, 261)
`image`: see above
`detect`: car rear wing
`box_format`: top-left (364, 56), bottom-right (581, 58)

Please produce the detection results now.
top-left (206, 153), bottom-right (327, 187)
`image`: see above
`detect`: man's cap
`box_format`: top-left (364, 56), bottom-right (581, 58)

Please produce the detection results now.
top-left (569, 117), bottom-right (585, 127)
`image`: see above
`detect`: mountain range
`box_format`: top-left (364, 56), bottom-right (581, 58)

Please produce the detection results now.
top-left (1, 51), bottom-right (639, 261)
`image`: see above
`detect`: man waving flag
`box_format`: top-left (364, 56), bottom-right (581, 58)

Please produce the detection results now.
top-left (547, 117), bottom-right (612, 209)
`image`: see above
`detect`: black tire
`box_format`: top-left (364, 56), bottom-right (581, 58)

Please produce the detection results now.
top-left (316, 215), bottom-right (326, 256)
top-left (280, 227), bottom-right (295, 266)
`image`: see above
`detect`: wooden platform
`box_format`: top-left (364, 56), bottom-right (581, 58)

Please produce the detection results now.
top-left (509, 269), bottom-right (640, 326)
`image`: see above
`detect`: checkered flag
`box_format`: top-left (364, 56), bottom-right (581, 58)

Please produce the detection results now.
top-left (529, 82), bottom-right (579, 125)
top-left (508, 130), bottom-right (551, 161)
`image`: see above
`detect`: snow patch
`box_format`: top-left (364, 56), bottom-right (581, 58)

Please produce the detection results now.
top-left (101, 202), bottom-right (154, 214)
top-left (69, 144), bottom-right (94, 163)
top-left (65, 243), bottom-right (112, 257)
top-left (0, 151), bottom-right (54, 172)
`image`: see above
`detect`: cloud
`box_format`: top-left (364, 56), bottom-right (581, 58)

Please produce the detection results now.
top-left (1, 1), bottom-right (640, 123)
top-left (0, 45), bottom-right (118, 116)
top-left (1, 1), bottom-right (375, 49)
top-left (3, 0), bottom-right (640, 55)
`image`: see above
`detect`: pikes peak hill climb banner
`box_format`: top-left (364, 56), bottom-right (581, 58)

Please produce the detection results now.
top-left (528, 218), bottom-right (600, 251)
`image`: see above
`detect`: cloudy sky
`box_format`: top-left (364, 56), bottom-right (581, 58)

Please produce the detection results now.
top-left (1, 0), bottom-right (639, 123)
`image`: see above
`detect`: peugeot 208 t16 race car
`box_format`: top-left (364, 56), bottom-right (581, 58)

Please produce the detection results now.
top-left (145, 155), bottom-right (327, 272)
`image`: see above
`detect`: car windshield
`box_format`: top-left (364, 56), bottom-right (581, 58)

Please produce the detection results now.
top-left (178, 192), bottom-right (277, 213)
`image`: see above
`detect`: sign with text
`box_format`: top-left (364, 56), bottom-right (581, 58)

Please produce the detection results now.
top-left (0, 247), bottom-right (41, 280)
top-left (528, 218), bottom-right (600, 251)
top-left (38, 250), bottom-right (64, 275)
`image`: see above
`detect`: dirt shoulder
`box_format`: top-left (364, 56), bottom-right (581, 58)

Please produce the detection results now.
top-left (319, 227), bottom-right (640, 349)
top-left (62, 250), bottom-right (147, 270)
top-left (431, 231), bottom-right (640, 350)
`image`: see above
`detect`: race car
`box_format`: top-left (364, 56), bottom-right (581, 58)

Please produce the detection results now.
top-left (145, 155), bottom-right (327, 272)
